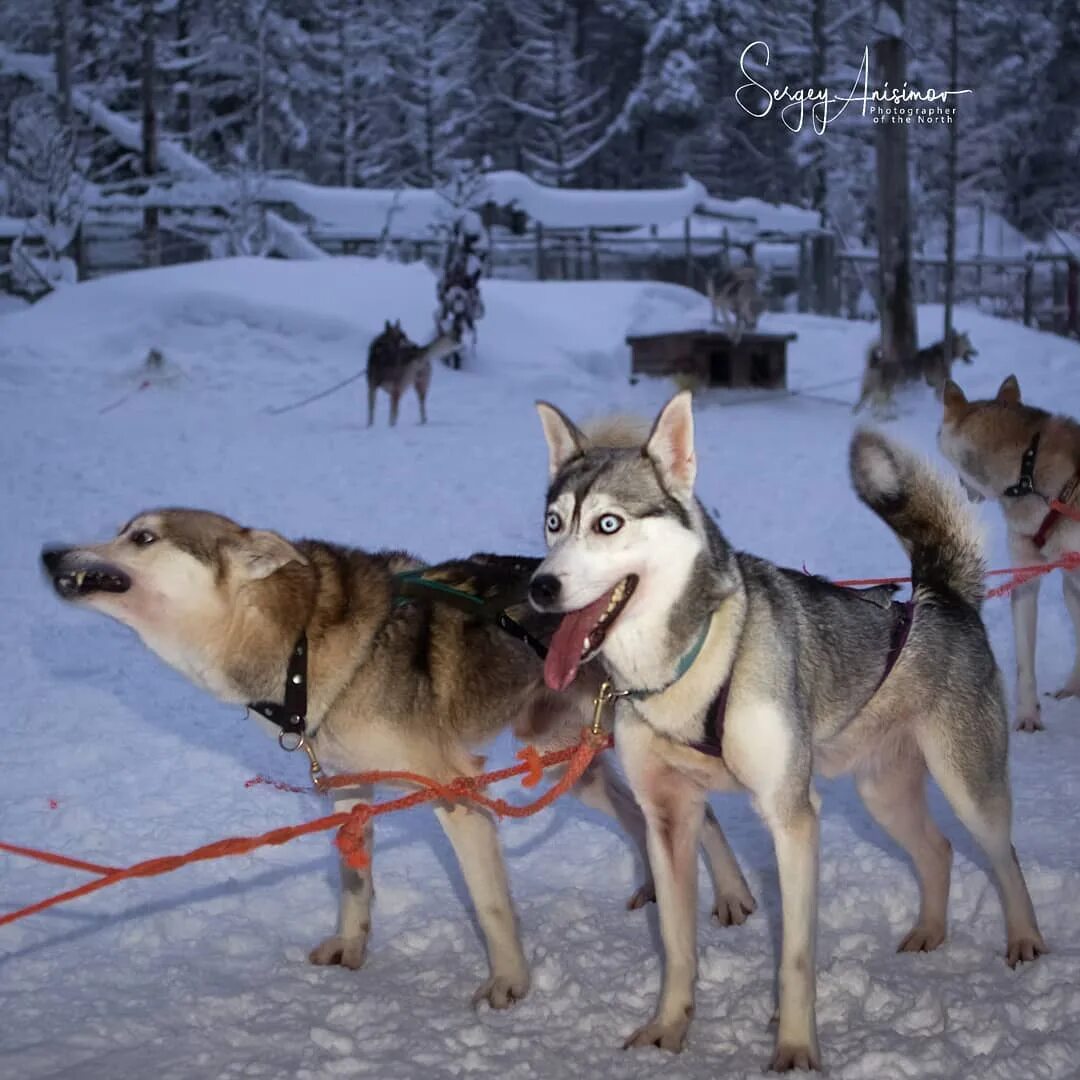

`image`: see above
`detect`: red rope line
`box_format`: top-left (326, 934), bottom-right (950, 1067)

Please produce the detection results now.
top-left (0, 733), bottom-right (611, 929)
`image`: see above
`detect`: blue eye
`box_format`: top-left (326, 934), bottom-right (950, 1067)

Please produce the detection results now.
top-left (546, 511), bottom-right (563, 533)
top-left (595, 514), bottom-right (623, 535)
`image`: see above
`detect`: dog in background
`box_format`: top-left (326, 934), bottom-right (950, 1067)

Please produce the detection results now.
top-left (707, 266), bottom-right (765, 341)
top-left (367, 320), bottom-right (458, 427)
top-left (854, 330), bottom-right (977, 413)
top-left (41, 509), bottom-right (756, 1008)
top-left (939, 374), bottom-right (1080, 731)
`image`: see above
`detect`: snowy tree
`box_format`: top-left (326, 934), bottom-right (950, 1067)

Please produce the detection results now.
top-left (4, 92), bottom-right (85, 293)
top-left (434, 159), bottom-right (489, 368)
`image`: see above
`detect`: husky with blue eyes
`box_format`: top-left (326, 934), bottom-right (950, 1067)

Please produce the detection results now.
top-left (529, 391), bottom-right (1043, 1072)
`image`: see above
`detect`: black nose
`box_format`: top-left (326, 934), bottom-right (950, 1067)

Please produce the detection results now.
top-left (529, 573), bottom-right (562, 608)
top-left (41, 547), bottom-right (70, 574)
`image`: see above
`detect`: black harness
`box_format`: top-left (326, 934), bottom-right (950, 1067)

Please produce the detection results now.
top-left (1003, 432), bottom-right (1041, 498)
top-left (248, 634), bottom-right (309, 748)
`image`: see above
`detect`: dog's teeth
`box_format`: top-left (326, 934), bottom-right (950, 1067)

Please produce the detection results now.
top-left (582, 635), bottom-right (591, 653)
top-left (74, 570), bottom-right (86, 587)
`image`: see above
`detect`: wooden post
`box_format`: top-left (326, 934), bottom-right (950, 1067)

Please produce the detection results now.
top-left (684, 216), bottom-right (692, 288)
top-left (975, 200), bottom-right (985, 296)
top-left (140, 0), bottom-right (160, 268)
top-left (1068, 258), bottom-right (1079, 337)
top-left (535, 223), bottom-right (544, 281)
top-left (54, 0), bottom-right (73, 127)
top-left (1022, 258), bottom-right (1034, 327)
top-left (874, 0), bottom-right (918, 386)
top-left (797, 235), bottom-right (811, 313)
top-left (588, 227), bottom-right (598, 279)
top-left (942, 0), bottom-right (959, 361)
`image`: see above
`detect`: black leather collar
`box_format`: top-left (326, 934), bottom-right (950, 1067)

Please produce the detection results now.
top-left (248, 633), bottom-right (308, 748)
top-left (1003, 433), bottom-right (1041, 498)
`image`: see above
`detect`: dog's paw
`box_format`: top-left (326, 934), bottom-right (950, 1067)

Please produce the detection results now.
top-left (623, 1013), bottom-right (691, 1053)
top-left (1015, 704), bottom-right (1041, 738)
top-left (897, 922), bottom-right (946, 953)
top-left (472, 972), bottom-right (529, 1010)
top-left (1049, 683), bottom-right (1080, 700)
top-left (309, 935), bottom-right (367, 970)
top-left (626, 881), bottom-right (656, 910)
top-left (712, 891), bottom-right (756, 927)
top-left (769, 1042), bottom-right (821, 1072)
top-left (1006, 933), bottom-right (1046, 968)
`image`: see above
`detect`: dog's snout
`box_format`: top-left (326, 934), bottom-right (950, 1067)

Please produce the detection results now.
top-left (41, 546), bottom-right (71, 574)
top-left (529, 573), bottom-right (562, 608)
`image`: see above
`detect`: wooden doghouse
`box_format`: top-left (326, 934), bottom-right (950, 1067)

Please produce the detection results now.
top-left (626, 329), bottom-right (797, 389)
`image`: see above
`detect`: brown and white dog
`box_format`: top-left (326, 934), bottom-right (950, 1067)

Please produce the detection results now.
top-left (366, 321), bottom-right (458, 427)
top-left (41, 509), bottom-right (756, 1006)
top-left (939, 374), bottom-right (1080, 731)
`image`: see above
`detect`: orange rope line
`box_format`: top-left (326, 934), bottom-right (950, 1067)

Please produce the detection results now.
top-left (0, 733), bottom-right (611, 929)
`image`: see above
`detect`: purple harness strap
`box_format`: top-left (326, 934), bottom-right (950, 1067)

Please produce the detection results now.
top-left (688, 600), bottom-right (914, 759)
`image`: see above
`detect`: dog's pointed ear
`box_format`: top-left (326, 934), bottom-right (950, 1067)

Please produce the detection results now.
top-left (943, 380), bottom-right (966, 410)
top-left (536, 401), bottom-right (585, 478)
top-left (997, 374), bottom-right (1021, 405)
top-left (238, 530), bottom-right (308, 580)
top-left (645, 390), bottom-right (696, 496)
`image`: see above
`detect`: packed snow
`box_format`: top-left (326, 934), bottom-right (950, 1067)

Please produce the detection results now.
top-left (2, 257), bottom-right (1079, 1079)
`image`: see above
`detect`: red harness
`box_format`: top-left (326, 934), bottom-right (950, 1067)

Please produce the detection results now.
top-left (1032, 475), bottom-right (1080, 550)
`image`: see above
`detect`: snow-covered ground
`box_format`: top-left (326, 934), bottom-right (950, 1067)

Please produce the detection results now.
top-left (2, 258), bottom-right (1080, 1079)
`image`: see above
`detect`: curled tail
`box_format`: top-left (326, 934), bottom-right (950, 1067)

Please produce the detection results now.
top-left (849, 429), bottom-right (985, 608)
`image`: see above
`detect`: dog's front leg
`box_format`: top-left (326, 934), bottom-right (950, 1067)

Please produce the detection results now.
top-left (434, 802), bottom-right (530, 1009)
top-left (1009, 569), bottom-right (1043, 731)
top-left (310, 789), bottom-right (374, 970)
top-left (619, 722), bottom-right (706, 1053)
top-left (759, 790), bottom-right (821, 1072)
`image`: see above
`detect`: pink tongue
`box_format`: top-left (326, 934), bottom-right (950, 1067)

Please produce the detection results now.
top-left (544, 589), bottom-right (614, 691)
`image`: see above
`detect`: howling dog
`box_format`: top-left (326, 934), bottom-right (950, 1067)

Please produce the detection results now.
top-left (854, 331), bottom-right (978, 414)
top-left (528, 392), bottom-right (1042, 1070)
top-left (939, 374), bottom-right (1080, 731)
top-left (367, 320), bottom-right (458, 427)
top-left (41, 510), bottom-right (756, 1008)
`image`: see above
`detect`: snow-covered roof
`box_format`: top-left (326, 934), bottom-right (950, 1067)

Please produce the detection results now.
top-left (699, 196), bottom-right (822, 236)
top-left (271, 172), bottom-right (708, 236)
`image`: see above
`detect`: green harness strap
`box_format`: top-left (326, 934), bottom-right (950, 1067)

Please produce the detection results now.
top-left (392, 568), bottom-right (548, 659)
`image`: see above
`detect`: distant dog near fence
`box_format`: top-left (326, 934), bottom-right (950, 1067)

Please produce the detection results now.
top-left (366, 321), bottom-right (459, 427)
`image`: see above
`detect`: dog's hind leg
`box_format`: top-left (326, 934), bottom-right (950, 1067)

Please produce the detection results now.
top-left (367, 382), bottom-right (377, 427)
top-left (1010, 570), bottom-right (1043, 731)
top-left (920, 723), bottom-right (1045, 967)
top-left (855, 752), bottom-right (952, 952)
top-left (310, 789), bottom-right (375, 970)
top-left (701, 804), bottom-right (757, 926)
top-left (389, 388), bottom-right (402, 427)
top-left (1050, 572), bottom-right (1080, 700)
top-left (572, 757), bottom-right (755, 922)
top-left (433, 802), bottom-right (530, 1009)
top-left (415, 370), bottom-right (430, 425)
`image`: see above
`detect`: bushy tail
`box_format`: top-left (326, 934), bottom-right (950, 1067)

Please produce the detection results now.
top-left (849, 429), bottom-right (986, 608)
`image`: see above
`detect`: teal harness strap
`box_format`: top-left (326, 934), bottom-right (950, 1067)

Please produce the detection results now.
top-left (625, 618), bottom-right (711, 702)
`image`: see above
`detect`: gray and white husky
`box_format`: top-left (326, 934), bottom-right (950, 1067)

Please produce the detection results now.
top-left (528, 392), bottom-right (1044, 1071)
